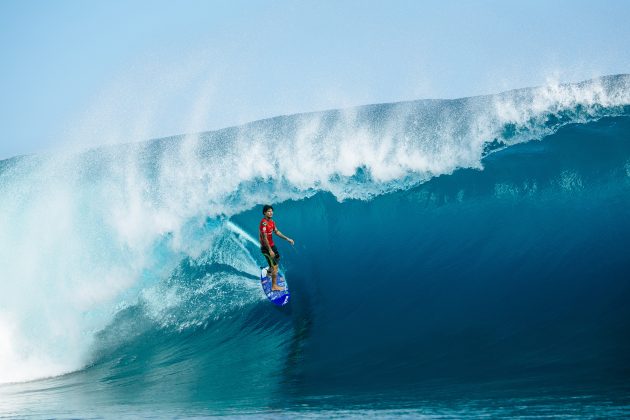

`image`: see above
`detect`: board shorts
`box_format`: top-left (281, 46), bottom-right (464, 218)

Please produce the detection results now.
top-left (261, 245), bottom-right (280, 268)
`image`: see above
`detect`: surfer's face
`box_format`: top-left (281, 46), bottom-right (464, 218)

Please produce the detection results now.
top-left (264, 208), bottom-right (273, 219)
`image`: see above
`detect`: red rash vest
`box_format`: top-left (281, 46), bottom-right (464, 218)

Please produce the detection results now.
top-left (259, 218), bottom-right (276, 248)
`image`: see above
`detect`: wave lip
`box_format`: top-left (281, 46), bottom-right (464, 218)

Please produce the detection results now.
top-left (191, 73), bottom-right (630, 202)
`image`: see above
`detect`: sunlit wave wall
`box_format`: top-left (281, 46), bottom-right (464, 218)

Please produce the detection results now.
top-left (0, 76), bottom-right (628, 403)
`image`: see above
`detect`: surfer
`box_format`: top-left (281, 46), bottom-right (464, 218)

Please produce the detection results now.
top-left (259, 204), bottom-right (295, 291)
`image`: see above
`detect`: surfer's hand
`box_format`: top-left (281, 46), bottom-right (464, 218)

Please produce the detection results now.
top-left (288, 238), bottom-right (295, 246)
top-left (270, 250), bottom-right (275, 257)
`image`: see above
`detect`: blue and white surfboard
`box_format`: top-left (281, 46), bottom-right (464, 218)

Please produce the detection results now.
top-left (260, 267), bottom-right (290, 306)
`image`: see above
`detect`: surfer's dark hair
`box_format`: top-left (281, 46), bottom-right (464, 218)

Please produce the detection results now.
top-left (262, 204), bottom-right (273, 214)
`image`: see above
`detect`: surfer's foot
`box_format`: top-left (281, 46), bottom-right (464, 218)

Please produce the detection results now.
top-left (271, 284), bottom-right (285, 291)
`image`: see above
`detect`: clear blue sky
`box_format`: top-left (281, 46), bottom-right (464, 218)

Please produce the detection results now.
top-left (1, 0), bottom-right (629, 159)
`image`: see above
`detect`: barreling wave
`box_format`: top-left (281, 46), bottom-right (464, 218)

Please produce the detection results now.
top-left (0, 74), bottom-right (629, 396)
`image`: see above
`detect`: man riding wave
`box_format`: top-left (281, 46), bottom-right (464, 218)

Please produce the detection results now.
top-left (259, 204), bottom-right (295, 291)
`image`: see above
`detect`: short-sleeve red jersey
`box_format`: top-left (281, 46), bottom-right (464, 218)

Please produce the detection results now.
top-left (259, 218), bottom-right (276, 248)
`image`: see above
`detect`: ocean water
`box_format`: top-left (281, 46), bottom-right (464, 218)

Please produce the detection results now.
top-left (1, 75), bottom-right (629, 418)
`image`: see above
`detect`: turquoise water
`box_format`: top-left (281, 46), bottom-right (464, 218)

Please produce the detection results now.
top-left (1, 75), bottom-right (629, 417)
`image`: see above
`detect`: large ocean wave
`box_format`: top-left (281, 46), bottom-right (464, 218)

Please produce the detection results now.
top-left (1, 75), bottom-right (629, 413)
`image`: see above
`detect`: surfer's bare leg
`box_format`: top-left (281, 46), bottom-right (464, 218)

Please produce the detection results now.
top-left (271, 265), bottom-right (284, 291)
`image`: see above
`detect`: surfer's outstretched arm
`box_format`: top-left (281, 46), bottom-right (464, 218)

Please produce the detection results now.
top-left (274, 229), bottom-right (295, 246)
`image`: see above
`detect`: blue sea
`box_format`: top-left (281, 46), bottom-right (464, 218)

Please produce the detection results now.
top-left (1, 75), bottom-right (629, 418)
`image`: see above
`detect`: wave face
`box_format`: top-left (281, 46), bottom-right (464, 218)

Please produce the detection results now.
top-left (1, 75), bottom-right (630, 415)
